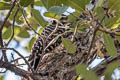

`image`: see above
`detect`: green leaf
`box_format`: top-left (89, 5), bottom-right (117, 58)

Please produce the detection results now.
top-left (0, 76), bottom-right (3, 80)
top-left (75, 64), bottom-right (87, 74)
top-left (32, 9), bottom-right (46, 27)
top-left (44, 12), bottom-right (60, 20)
top-left (28, 37), bottom-right (36, 51)
top-left (104, 33), bottom-right (117, 57)
top-left (41, 0), bottom-right (62, 10)
top-left (34, 1), bottom-right (44, 6)
top-left (75, 64), bottom-right (98, 80)
top-left (116, 36), bottom-right (120, 43)
top-left (49, 6), bottom-right (68, 15)
top-left (38, 27), bottom-right (44, 34)
top-left (41, 0), bottom-right (48, 9)
top-left (20, 0), bottom-right (33, 7)
top-left (62, 38), bottom-right (76, 54)
top-left (27, 17), bottom-right (40, 30)
top-left (96, 0), bottom-right (104, 8)
top-left (17, 29), bottom-right (30, 38)
top-left (68, 10), bottom-right (81, 22)
top-left (94, 7), bottom-right (104, 20)
top-left (77, 75), bottom-right (83, 80)
top-left (3, 0), bottom-right (10, 2)
top-left (108, 0), bottom-right (120, 10)
top-left (104, 62), bottom-right (118, 80)
top-left (3, 27), bottom-right (11, 39)
top-left (111, 22), bottom-right (120, 29)
top-left (59, 0), bottom-right (69, 5)
top-left (0, 2), bottom-right (11, 10)
top-left (14, 26), bottom-right (21, 35)
top-left (104, 11), bottom-right (120, 28)
top-left (41, 0), bottom-right (89, 11)
top-left (78, 24), bottom-right (89, 32)
top-left (110, 12), bottom-right (120, 29)
top-left (68, 0), bottom-right (90, 12)
top-left (96, 31), bottom-right (102, 36)
top-left (3, 26), bottom-right (22, 39)
top-left (9, 8), bottom-right (23, 24)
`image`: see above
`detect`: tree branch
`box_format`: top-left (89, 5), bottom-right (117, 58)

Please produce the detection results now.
top-left (0, 0), bottom-right (17, 62)
top-left (6, 8), bottom-right (19, 46)
top-left (0, 59), bottom-right (30, 78)
top-left (93, 55), bottom-right (120, 76)
top-left (0, 48), bottom-right (34, 74)
top-left (21, 8), bottom-right (40, 35)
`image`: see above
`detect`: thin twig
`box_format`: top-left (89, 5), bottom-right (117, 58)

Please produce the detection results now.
top-left (71, 22), bottom-right (79, 41)
top-left (0, 0), bottom-right (16, 30)
top-left (86, 26), bottom-right (99, 64)
top-left (16, 63), bottom-right (27, 66)
top-left (88, 26), bottom-right (99, 54)
top-left (0, 48), bottom-right (34, 74)
top-left (100, 15), bottom-right (106, 24)
top-left (87, 14), bottom-right (107, 61)
top-left (66, 11), bottom-right (81, 20)
top-left (6, 8), bottom-right (19, 46)
top-left (0, 59), bottom-right (30, 78)
top-left (98, 14), bottom-right (120, 36)
top-left (86, 11), bottom-right (100, 62)
top-left (99, 27), bottom-right (120, 36)
top-left (21, 9), bottom-right (40, 35)
top-left (0, 0), bottom-right (17, 62)
top-left (10, 56), bottom-right (29, 63)
top-left (11, 53), bottom-right (15, 64)
top-left (0, 59), bottom-right (41, 80)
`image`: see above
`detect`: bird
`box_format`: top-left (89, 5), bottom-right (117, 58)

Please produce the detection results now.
top-left (28, 14), bottom-right (72, 71)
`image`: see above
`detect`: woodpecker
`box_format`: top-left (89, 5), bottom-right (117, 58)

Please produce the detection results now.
top-left (28, 15), bottom-right (72, 70)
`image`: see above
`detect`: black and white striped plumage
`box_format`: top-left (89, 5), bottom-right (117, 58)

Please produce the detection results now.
top-left (28, 15), bottom-right (72, 70)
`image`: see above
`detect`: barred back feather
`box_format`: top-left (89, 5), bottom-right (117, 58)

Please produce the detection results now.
top-left (28, 15), bottom-right (72, 70)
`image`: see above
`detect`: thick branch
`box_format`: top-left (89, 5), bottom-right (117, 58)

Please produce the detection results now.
top-left (0, 60), bottom-right (30, 78)
top-left (93, 55), bottom-right (120, 76)
top-left (0, 48), bottom-right (34, 73)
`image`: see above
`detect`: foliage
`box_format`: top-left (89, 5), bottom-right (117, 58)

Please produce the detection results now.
top-left (0, 76), bottom-right (3, 80)
top-left (104, 33), bottom-right (117, 57)
top-left (75, 64), bottom-right (98, 80)
top-left (0, 2), bottom-right (11, 10)
top-left (31, 9), bottom-right (46, 27)
top-left (104, 62), bottom-right (118, 80)
top-left (62, 38), bottom-right (76, 54)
